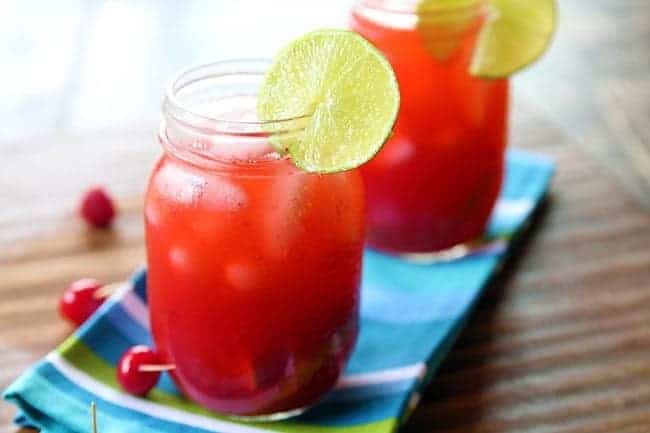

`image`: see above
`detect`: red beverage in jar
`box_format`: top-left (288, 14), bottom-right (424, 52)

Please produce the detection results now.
top-left (145, 61), bottom-right (365, 418)
top-left (351, 1), bottom-right (508, 253)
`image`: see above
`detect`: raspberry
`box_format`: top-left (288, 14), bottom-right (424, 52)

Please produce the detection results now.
top-left (80, 187), bottom-right (116, 228)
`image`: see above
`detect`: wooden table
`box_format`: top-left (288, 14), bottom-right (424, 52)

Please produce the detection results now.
top-left (1, 1), bottom-right (649, 432)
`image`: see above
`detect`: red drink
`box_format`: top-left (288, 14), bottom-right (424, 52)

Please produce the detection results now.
top-left (145, 61), bottom-right (365, 418)
top-left (351, 1), bottom-right (509, 253)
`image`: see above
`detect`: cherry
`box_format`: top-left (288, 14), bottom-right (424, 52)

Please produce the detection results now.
top-left (59, 278), bottom-right (105, 327)
top-left (80, 186), bottom-right (116, 228)
top-left (117, 346), bottom-right (164, 396)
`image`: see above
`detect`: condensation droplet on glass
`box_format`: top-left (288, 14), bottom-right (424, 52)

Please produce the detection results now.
top-left (190, 176), bottom-right (207, 206)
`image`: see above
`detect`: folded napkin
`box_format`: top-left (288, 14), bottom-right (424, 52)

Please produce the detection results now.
top-left (4, 149), bottom-right (554, 433)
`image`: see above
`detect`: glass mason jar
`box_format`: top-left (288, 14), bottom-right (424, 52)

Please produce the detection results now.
top-left (145, 60), bottom-right (365, 419)
top-left (351, 0), bottom-right (509, 255)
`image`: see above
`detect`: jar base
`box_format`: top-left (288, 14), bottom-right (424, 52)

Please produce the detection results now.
top-left (224, 406), bottom-right (309, 422)
top-left (371, 236), bottom-right (505, 264)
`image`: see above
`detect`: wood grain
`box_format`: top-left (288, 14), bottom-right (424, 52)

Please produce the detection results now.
top-left (518, 0), bottom-right (650, 206)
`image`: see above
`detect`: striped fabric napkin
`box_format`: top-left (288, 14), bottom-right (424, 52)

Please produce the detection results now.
top-left (4, 149), bottom-right (554, 433)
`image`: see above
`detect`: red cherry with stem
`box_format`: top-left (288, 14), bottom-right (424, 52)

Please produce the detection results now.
top-left (117, 346), bottom-right (167, 396)
top-left (80, 186), bottom-right (116, 228)
top-left (59, 279), bottom-right (105, 327)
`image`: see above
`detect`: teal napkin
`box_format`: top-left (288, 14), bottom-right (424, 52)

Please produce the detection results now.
top-left (4, 149), bottom-right (554, 433)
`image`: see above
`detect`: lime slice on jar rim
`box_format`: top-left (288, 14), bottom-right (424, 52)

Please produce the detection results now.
top-left (257, 29), bottom-right (400, 174)
top-left (417, 0), bottom-right (558, 78)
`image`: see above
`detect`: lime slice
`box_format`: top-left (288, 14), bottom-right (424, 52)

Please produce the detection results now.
top-left (471, 0), bottom-right (557, 77)
top-left (416, 0), bottom-right (557, 78)
top-left (257, 29), bottom-right (400, 173)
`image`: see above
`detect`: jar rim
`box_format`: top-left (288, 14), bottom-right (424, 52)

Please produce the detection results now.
top-left (160, 59), bottom-right (310, 170)
top-left (163, 59), bottom-right (309, 136)
top-left (355, 0), bottom-right (485, 16)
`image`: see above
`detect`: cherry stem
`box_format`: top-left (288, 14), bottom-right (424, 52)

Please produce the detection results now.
top-left (92, 282), bottom-right (123, 300)
top-left (138, 364), bottom-right (176, 372)
top-left (90, 402), bottom-right (97, 433)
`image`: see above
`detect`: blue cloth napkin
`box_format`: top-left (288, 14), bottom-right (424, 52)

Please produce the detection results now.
top-left (4, 149), bottom-right (554, 433)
